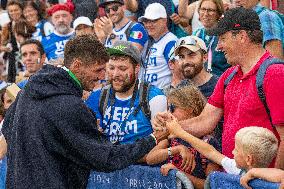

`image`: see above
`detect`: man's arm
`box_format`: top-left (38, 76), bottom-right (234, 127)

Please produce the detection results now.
top-left (124, 0), bottom-right (138, 13)
top-left (179, 103), bottom-right (223, 138)
top-left (51, 100), bottom-right (168, 173)
top-left (240, 168), bottom-right (284, 189)
top-left (264, 40), bottom-right (283, 59)
top-left (178, 0), bottom-right (197, 20)
top-left (275, 124), bottom-right (284, 169)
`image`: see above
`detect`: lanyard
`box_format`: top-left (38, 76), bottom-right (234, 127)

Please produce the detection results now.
top-left (62, 66), bottom-right (82, 89)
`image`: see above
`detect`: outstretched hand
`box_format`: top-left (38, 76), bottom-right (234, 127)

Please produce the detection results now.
top-left (165, 118), bottom-right (184, 137)
top-left (152, 112), bottom-right (175, 131)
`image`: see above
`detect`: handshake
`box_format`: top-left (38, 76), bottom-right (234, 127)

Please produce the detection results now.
top-left (151, 112), bottom-right (185, 144)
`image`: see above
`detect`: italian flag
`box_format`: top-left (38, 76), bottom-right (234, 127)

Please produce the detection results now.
top-left (130, 31), bottom-right (143, 39)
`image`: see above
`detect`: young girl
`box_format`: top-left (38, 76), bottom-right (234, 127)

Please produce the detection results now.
top-left (146, 84), bottom-right (221, 189)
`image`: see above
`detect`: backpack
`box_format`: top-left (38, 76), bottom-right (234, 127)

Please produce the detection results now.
top-left (224, 57), bottom-right (284, 129)
top-left (99, 81), bottom-right (152, 120)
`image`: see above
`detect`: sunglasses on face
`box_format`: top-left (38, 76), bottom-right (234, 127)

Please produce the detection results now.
top-left (105, 5), bottom-right (121, 14)
top-left (168, 103), bottom-right (176, 113)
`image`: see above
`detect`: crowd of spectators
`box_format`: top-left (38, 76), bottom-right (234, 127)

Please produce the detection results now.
top-left (0, 0), bottom-right (283, 188)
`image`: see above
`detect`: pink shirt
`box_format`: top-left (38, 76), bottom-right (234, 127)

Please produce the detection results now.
top-left (208, 51), bottom-right (284, 158)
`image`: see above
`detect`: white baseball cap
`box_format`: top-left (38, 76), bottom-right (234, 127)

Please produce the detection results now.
top-left (73, 16), bottom-right (93, 30)
top-left (138, 3), bottom-right (167, 22)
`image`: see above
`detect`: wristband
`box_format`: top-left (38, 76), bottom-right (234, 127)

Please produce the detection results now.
top-left (168, 147), bottom-right (173, 163)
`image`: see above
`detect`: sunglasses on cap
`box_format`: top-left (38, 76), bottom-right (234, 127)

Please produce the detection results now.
top-left (105, 5), bottom-right (121, 14)
top-left (176, 37), bottom-right (197, 47)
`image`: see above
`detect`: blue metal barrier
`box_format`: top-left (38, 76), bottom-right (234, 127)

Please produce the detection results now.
top-left (208, 171), bottom-right (280, 189)
top-left (87, 165), bottom-right (194, 189)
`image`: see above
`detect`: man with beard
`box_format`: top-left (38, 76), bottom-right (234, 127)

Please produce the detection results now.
top-left (41, 1), bottom-right (75, 61)
top-left (175, 36), bottom-right (218, 98)
top-left (95, 0), bottom-right (148, 52)
top-left (86, 40), bottom-right (167, 144)
top-left (2, 35), bottom-right (169, 188)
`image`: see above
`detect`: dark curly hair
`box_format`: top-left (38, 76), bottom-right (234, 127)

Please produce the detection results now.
top-left (64, 35), bottom-right (109, 68)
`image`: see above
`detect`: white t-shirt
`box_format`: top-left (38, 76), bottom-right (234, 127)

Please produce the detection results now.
top-left (221, 157), bottom-right (242, 175)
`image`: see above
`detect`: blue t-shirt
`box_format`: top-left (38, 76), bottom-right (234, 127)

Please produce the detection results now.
top-left (41, 31), bottom-right (74, 60)
top-left (193, 28), bottom-right (231, 76)
top-left (85, 84), bottom-right (164, 144)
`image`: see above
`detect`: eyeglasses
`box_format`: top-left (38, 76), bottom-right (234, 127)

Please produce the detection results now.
top-left (105, 5), bottom-right (121, 14)
top-left (168, 103), bottom-right (176, 113)
top-left (143, 19), bottom-right (160, 24)
top-left (199, 7), bottom-right (217, 14)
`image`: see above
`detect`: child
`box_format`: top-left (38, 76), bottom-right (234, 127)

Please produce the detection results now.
top-left (146, 85), bottom-right (221, 189)
top-left (165, 119), bottom-right (278, 177)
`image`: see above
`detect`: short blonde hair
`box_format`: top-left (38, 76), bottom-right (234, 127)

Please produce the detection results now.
top-left (235, 126), bottom-right (278, 168)
top-left (167, 84), bottom-right (206, 117)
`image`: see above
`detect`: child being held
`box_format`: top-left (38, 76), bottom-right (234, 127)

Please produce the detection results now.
top-left (146, 84), bottom-right (221, 189)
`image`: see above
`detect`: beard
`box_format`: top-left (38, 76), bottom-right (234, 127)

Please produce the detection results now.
top-left (110, 73), bottom-right (136, 93)
top-left (182, 62), bottom-right (203, 79)
top-left (56, 23), bottom-right (70, 34)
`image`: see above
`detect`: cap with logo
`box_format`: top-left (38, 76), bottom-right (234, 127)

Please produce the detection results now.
top-left (138, 3), bottom-right (167, 22)
top-left (207, 7), bottom-right (261, 36)
top-left (107, 41), bottom-right (141, 65)
top-left (174, 36), bottom-right (207, 55)
top-left (99, 0), bottom-right (124, 8)
top-left (73, 16), bottom-right (93, 30)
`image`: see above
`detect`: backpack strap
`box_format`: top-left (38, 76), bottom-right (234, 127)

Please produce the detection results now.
top-left (256, 58), bottom-right (284, 128)
top-left (132, 81), bottom-right (151, 120)
top-left (140, 81), bottom-right (151, 120)
top-left (125, 21), bottom-right (136, 41)
top-left (224, 67), bottom-right (238, 90)
top-left (99, 85), bottom-right (111, 116)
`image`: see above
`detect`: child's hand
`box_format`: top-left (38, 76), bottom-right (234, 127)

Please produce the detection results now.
top-left (165, 118), bottom-right (183, 137)
top-left (160, 163), bottom-right (177, 176)
top-left (177, 145), bottom-right (196, 173)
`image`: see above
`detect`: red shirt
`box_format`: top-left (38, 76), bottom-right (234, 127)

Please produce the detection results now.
top-left (208, 51), bottom-right (284, 158)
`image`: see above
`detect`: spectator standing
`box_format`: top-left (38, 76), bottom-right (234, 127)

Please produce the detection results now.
top-left (86, 40), bottom-right (167, 144)
top-left (73, 16), bottom-right (94, 36)
top-left (96, 0), bottom-right (148, 52)
top-left (193, 0), bottom-right (231, 76)
top-left (139, 3), bottom-right (177, 89)
top-left (1, 0), bottom-right (24, 83)
top-left (41, 1), bottom-right (74, 62)
top-left (23, 1), bottom-right (54, 42)
top-left (17, 39), bottom-right (45, 89)
top-left (154, 8), bottom-right (284, 169)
